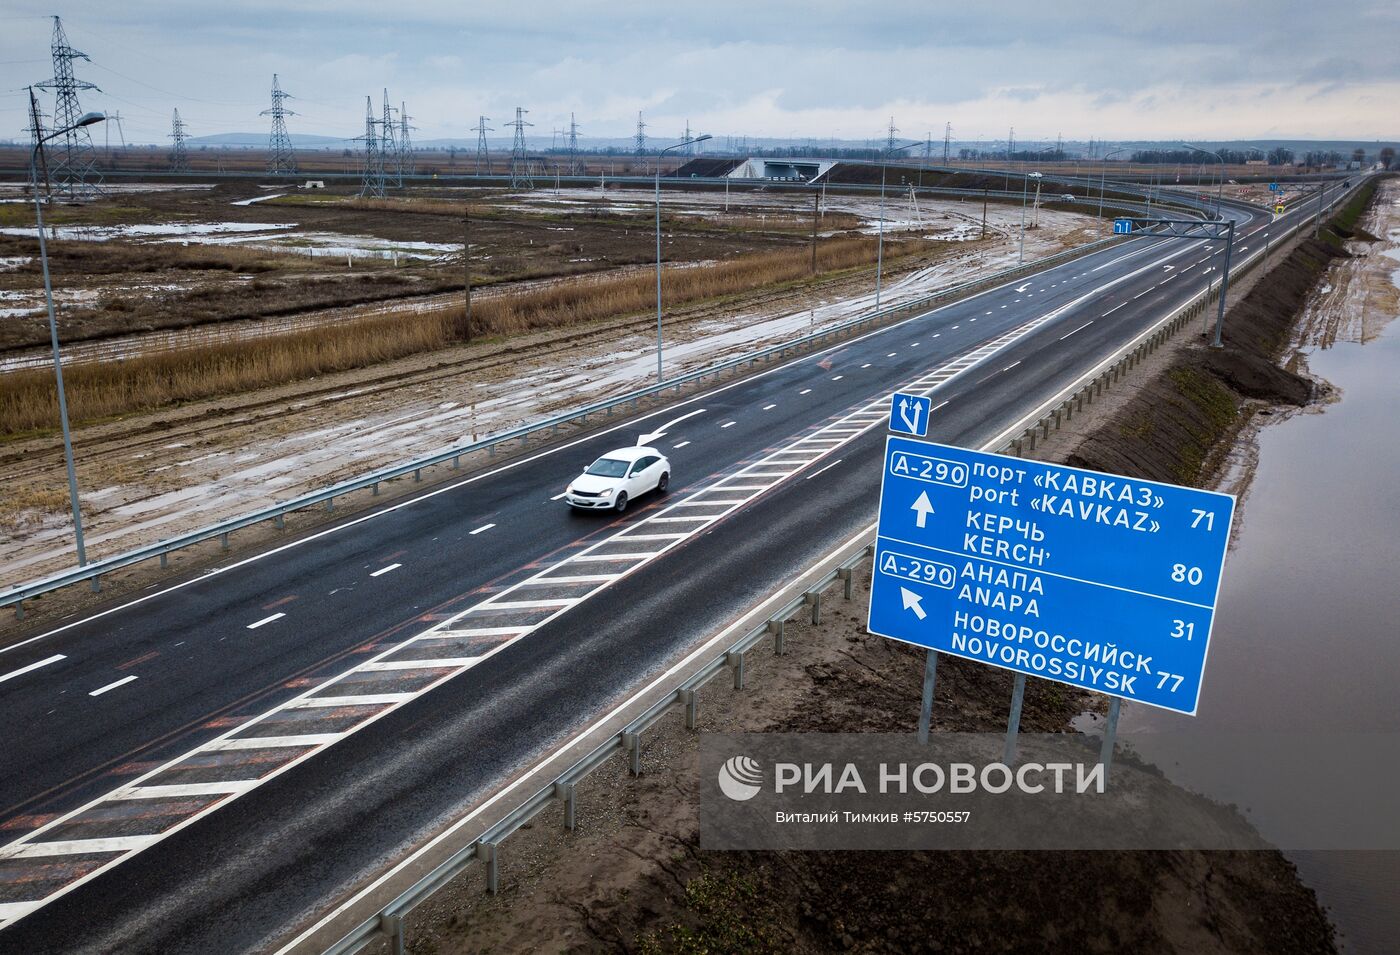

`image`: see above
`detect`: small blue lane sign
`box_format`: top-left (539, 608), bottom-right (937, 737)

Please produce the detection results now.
top-left (1112, 218), bottom-right (1133, 234)
top-left (888, 392), bottom-right (932, 437)
top-left (867, 436), bottom-right (1235, 715)
top-left (1269, 182), bottom-right (1279, 192)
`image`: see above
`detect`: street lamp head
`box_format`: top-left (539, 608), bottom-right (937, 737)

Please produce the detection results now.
top-left (694, 134), bottom-right (713, 143)
top-left (75, 112), bottom-right (105, 128)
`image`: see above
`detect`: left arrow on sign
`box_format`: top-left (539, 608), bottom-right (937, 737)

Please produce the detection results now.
top-left (910, 490), bottom-right (935, 528)
top-left (900, 587), bottom-right (927, 620)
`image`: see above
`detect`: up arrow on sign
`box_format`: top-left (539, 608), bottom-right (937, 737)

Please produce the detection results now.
top-left (910, 490), bottom-right (935, 528)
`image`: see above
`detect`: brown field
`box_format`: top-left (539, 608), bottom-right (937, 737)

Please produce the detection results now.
top-left (1, 234), bottom-right (929, 435)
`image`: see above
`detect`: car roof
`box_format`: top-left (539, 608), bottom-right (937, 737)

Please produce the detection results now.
top-left (596, 445), bottom-right (662, 462)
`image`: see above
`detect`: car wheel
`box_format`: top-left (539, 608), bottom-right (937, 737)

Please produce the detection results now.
top-left (657, 472), bottom-right (669, 493)
top-left (613, 492), bottom-right (628, 513)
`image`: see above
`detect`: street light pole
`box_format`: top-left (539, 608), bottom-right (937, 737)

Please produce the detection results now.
top-left (28, 103), bottom-right (105, 568)
top-left (1018, 173), bottom-right (1041, 265)
top-left (1097, 147), bottom-right (1128, 219)
top-left (654, 133), bottom-right (711, 381)
top-left (875, 142), bottom-right (920, 309)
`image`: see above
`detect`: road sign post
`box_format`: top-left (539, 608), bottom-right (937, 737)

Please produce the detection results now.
top-left (868, 437), bottom-right (1234, 756)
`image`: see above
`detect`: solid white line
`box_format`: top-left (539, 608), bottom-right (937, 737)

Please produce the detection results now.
top-left (435, 626), bottom-right (532, 636)
top-left (481, 598), bottom-right (578, 609)
top-left (1059, 321), bottom-right (1094, 341)
top-left (805, 459), bottom-right (844, 480)
top-left (204, 734), bottom-right (345, 750)
top-left (109, 781), bottom-right (261, 800)
top-left (288, 693), bottom-right (416, 708)
top-left (360, 658), bottom-right (480, 671)
top-left (88, 676), bottom-right (138, 697)
top-left (672, 441), bottom-right (690, 449)
top-left (0, 653), bottom-right (65, 685)
top-left (5, 836), bottom-right (160, 858)
top-left (369, 563), bottom-right (401, 577)
top-left (0, 901), bottom-right (42, 921)
top-left (721, 421), bottom-right (736, 428)
top-left (469, 523), bottom-right (496, 535)
top-left (247, 612), bottom-right (285, 630)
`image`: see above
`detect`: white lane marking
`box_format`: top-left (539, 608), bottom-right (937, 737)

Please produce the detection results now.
top-left (1059, 321), bottom-right (1094, 341)
top-left (1161, 273), bottom-right (1177, 283)
top-left (672, 440), bottom-right (690, 448)
top-left (860, 364), bottom-right (871, 369)
top-left (1102, 303), bottom-right (1126, 316)
top-left (831, 375), bottom-right (844, 381)
top-left (1133, 289), bottom-right (1149, 299)
top-left (1004, 360), bottom-right (1023, 371)
top-left (437, 626), bottom-right (532, 637)
top-left (484, 598), bottom-right (578, 609)
top-left (636, 407), bottom-right (709, 445)
top-left (110, 781), bottom-right (258, 800)
top-left (287, 693), bottom-right (416, 708)
top-left (519, 575), bottom-right (614, 584)
top-left (247, 612), bottom-right (285, 630)
top-left (369, 563), bottom-right (401, 578)
top-left (360, 658), bottom-right (482, 671)
top-left (676, 499), bottom-right (747, 506)
top-left (0, 654), bottom-right (65, 685)
top-left (932, 400), bottom-right (950, 412)
top-left (799, 388), bottom-right (812, 395)
top-left (721, 421), bottom-right (736, 428)
top-left (805, 459), bottom-right (844, 480)
top-left (549, 492), bottom-right (568, 501)
top-left (1000, 305), bottom-right (1007, 308)
top-left (89, 676), bottom-right (138, 697)
top-left (762, 403), bottom-right (776, 410)
top-left (204, 734), bottom-right (345, 750)
top-left (614, 532), bottom-right (689, 541)
top-left (6, 836), bottom-right (159, 858)
top-left (985, 311), bottom-right (992, 315)
top-left (469, 523), bottom-right (496, 535)
top-left (887, 352), bottom-right (897, 357)
top-left (912, 342), bottom-right (921, 346)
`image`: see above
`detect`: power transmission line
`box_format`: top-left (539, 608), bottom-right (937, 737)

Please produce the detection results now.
top-left (169, 108), bottom-right (189, 172)
top-left (262, 73), bottom-right (296, 174)
top-left (507, 106), bottom-right (533, 188)
top-left (472, 115), bottom-right (491, 175)
top-left (567, 112), bottom-right (581, 175)
top-left (35, 16), bottom-right (103, 199)
top-left (357, 95), bottom-right (384, 198)
top-left (380, 90), bottom-right (398, 188)
top-left (398, 101), bottom-right (415, 178)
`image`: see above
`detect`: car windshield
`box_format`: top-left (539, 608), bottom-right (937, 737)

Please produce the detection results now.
top-left (585, 457), bottom-right (630, 478)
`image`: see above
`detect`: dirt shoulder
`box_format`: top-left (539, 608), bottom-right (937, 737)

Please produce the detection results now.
top-left (366, 193), bottom-right (1391, 954)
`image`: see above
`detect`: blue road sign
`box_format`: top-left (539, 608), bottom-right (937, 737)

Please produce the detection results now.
top-left (888, 392), bottom-right (932, 437)
top-left (1112, 218), bottom-right (1133, 235)
top-left (1269, 182), bottom-right (1279, 192)
top-left (867, 436), bottom-right (1235, 715)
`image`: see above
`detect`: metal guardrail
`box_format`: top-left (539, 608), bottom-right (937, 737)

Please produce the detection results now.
top-left (6, 223), bottom-right (1170, 616)
top-left (305, 178), bottom-right (1369, 955)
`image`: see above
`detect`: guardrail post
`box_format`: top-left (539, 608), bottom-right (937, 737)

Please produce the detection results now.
top-left (623, 732), bottom-right (642, 776)
top-left (1025, 429), bottom-right (1036, 451)
top-left (681, 688), bottom-right (699, 728)
top-left (452, 454), bottom-right (461, 469)
top-left (477, 841), bottom-right (499, 894)
top-left (554, 780), bottom-right (577, 830)
top-left (371, 482), bottom-right (380, 496)
top-left (275, 513), bottom-right (285, 529)
top-left (160, 552), bottom-right (169, 569)
top-left (380, 912), bottom-right (404, 955)
top-left (220, 532), bottom-right (230, 551)
top-left (768, 618), bottom-right (785, 655)
top-left (726, 650), bottom-right (746, 689)
top-left (414, 468), bottom-right (422, 482)
top-left (838, 566), bottom-right (854, 600)
top-left (325, 497), bottom-right (334, 512)
top-left (805, 590), bottom-right (821, 625)
top-left (13, 600), bottom-right (22, 621)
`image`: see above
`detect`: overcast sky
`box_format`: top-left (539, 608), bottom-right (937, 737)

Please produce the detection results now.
top-left (3, 2), bottom-right (1398, 147)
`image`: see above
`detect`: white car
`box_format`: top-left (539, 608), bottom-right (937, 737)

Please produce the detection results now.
top-left (564, 446), bottom-right (671, 512)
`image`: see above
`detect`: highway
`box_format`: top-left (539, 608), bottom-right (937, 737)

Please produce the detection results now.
top-left (0, 193), bottom-right (1296, 951)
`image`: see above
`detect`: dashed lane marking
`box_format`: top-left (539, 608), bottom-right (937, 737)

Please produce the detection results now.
top-left (469, 523), bottom-right (496, 535)
top-left (89, 676), bottom-right (138, 698)
top-left (247, 613), bottom-right (285, 630)
top-left (672, 441), bottom-right (690, 449)
top-left (762, 403), bottom-right (776, 410)
top-left (799, 388), bottom-right (812, 395)
top-left (0, 654), bottom-right (65, 685)
top-left (1060, 321), bottom-right (1094, 340)
top-left (805, 459), bottom-right (844, 480)
top-left (370, 563), bottom-right (401, 578)
top-left (721, 421), bottom-right (736, 428)
top-left (549, 492), bottom-right (567, 501)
